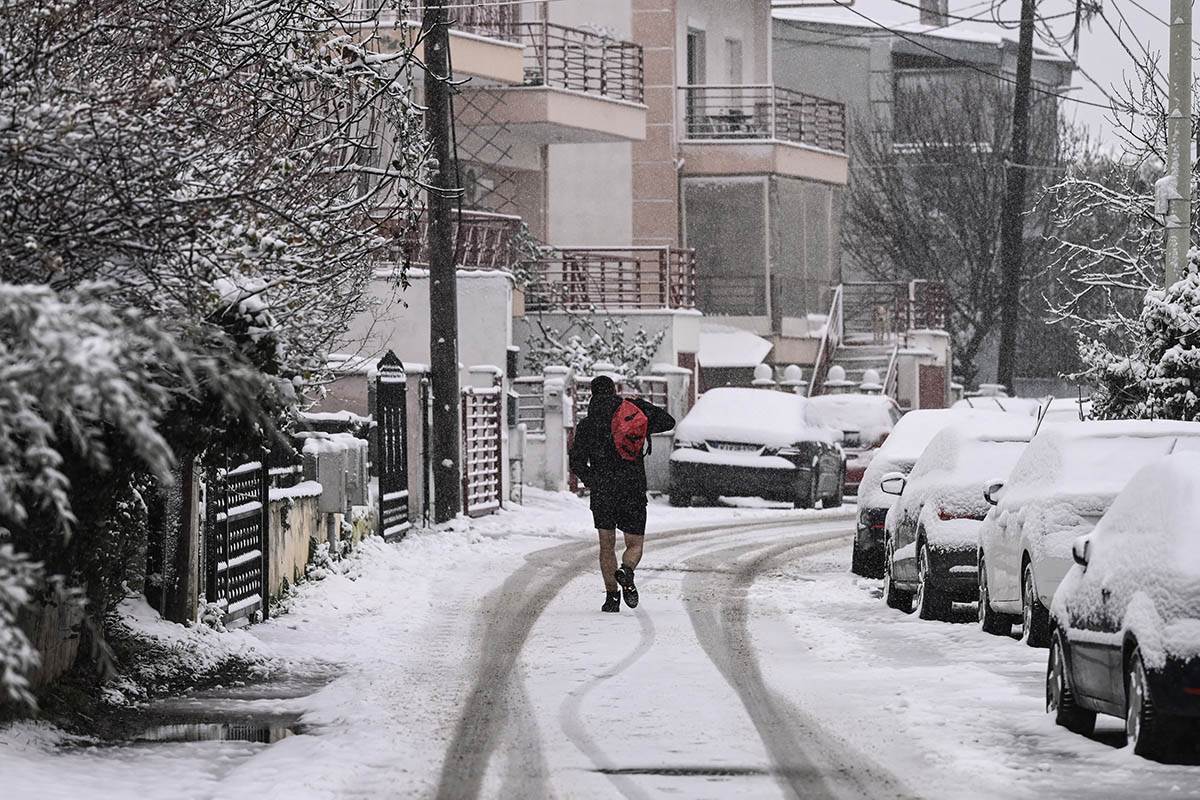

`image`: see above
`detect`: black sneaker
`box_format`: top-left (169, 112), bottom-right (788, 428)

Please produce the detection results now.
top-left (601, 591), bottom-right (621, 613)
top-left (615, 566), bottom-right (639, 609)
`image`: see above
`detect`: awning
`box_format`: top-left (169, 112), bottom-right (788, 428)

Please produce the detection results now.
top-left (698, 325), bottom-right (774, 368)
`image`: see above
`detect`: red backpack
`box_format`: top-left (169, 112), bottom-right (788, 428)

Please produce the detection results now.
top-left (611, 398), bottom-right (650, 461)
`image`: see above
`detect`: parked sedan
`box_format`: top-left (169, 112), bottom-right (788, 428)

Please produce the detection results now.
top-left (880, 417), bottom-right (1034, 619)
top-left (1048, 453), bottom-right (1200, 760)
top-left (853, 408), bottom-right (1015, 578)
top-left (669, 387), bottom-right (843, 508)
top-left (808, 394), bottom-right (901, 496)
top-left (978, 421), bottom-right (1200, 647)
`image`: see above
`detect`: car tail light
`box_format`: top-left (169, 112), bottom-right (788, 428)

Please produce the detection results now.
top-left (1185, 687), bottom-right (1200, 696)
top-left (870, 520), bottom-right (886, 530)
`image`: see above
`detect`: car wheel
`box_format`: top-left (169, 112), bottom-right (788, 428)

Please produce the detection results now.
top-left (1047, 630), bottom-right (1095, 735)
top-left (915, 542), bottom-right (951, 621)
top-left (701, 495), bottom-right (720, 507)
top-left (1021, 562), bottom-right (1051, 648)
top-left (794, 473), bottom-right (819, 509)
top-left (883, 537), bottom-right (913, 612)
top-left (1127, 646), bottom-right (1175, 760)
top-left (978, 557), bottom-right (1012, 636)
top-left (851, 539), bottom-right (871, 576)
top-left (668, 491), bottom-right (691, 507)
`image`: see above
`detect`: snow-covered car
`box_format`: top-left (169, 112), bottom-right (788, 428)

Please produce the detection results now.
top-left (668, 387), bottom-right (843, 508)
top-left (977, 421), bottom-right (1200, 647)
top-left (852, 408), bottom-right (1016, 578)
top-left (952, 395), bottom-right (1044, 417)
top-left (807, 394), bottom-right (902, 496)
top-left (880, 417), bottom-right (1035, 619)
top-left (1047, 453), bottom-right (1200, 759)
top-left (1039, 396), bottom-right (1090, 425)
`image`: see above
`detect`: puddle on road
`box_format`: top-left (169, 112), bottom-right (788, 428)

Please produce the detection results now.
top-left (135, 719), bottom-right (299, 745)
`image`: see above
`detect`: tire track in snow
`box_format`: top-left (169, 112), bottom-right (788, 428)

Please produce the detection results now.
top-left (683, 530), bottom-right (906, 800)
top-left (557, 604), bottom-right (658, 800)
top-left (435, 513), bottom-right (852, 799)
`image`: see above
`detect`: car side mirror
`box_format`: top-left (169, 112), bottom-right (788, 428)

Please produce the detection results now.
top-left (1072, 536), bottom-right (1090, 569)
top-left (983, 480), bottom-right (1005, 506)
top-left (880, 472), bottom-right (906, 496)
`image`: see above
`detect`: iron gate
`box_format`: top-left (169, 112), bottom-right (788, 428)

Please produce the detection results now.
top-left (462, 384), bottom-right (503, 517)
top-left (376, 351), bottom-right (412, 540)
top-left (205, 458), bottom-right (269, 626)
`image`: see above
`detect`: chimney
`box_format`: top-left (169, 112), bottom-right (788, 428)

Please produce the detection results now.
top-left (919, 0), bottom-right (949, 26)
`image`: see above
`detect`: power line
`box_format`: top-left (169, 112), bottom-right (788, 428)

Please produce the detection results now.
top-left (775, 0), bottom-right (996, 49)
top-left (837, 2), bottom-right (1116, 110)
top-left (885, 0), bottom-right (1080, 25)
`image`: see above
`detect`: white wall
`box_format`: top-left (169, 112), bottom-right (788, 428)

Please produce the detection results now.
top-left (677, 0), bottom-right (772, 86)
top-left (342, 270), bottom-right (514, 371)
top-left (544, 0), bottom-right (635, 247)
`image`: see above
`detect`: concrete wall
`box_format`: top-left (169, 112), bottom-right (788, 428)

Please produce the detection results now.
top-left (342, 270), bottom-right (514, 373)
top-left (266, 489), bottom-right (321, 601)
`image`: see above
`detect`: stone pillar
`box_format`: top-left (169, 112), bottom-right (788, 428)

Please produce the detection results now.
top-left (541, 366), bottom-right (573, 491)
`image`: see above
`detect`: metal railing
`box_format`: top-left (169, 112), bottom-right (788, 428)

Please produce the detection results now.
top-left (390, 208), bottom-right (527, 271)
top-left (696, 275), bottom-right (767, 317)
top-left (515, 21), bottom-right (644, 103)
top-left (679, 84), bottom-right (846, 153)
top-left (840, 280), bottom-right (950, 341)
top-left (809, 284), bottom-right (843, 397)
top-left (511, 376), bottom-right (546, 434)
top-left (346, 1), bottom-right (522, 42)
top-left (524, 246), bottom-right (696, 311)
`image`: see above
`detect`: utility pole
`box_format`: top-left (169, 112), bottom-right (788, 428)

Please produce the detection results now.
top-left (995, 0), bottom-right (1036, 394)
top-left (1165, 0), bottom-right (1193, 286)
top-left (424, 0), bottom-right (462, 523)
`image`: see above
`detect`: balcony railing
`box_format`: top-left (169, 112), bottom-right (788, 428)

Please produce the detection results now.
top-left (524, 247), bottom-right (696, 312)
top-left (679, 84), bottom-right (846, 153)
top-left (346, 0), bottom-right (521, 42)
top-left (515, 21), bottom-right (644, 103)
top-left (382, 208), bottom-right (528, 271)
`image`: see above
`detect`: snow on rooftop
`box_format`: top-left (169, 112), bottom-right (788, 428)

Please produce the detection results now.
top-left (772, 8), bottom-right (1072, 62)
top-left (697, 324), bottom-right (773, 368)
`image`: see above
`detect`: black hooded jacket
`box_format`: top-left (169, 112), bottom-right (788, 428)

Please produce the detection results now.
top-left (569, 393), bottom-right (676, 500)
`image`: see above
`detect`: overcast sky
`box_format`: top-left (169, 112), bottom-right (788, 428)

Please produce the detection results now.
top-left (793, 0), bottom-right (1176, 144)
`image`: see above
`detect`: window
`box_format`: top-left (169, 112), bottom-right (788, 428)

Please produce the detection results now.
top-left (686, 27), bottom-right (706, 85)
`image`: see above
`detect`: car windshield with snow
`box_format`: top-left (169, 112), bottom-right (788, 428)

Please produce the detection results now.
top-left (807, 394), bottom-right (902, 496)
top-left (880, 417), bottom-right (1035, 620)
top-left (1048, 452), bottom-right (1200, 760)
top-left (852, 408), bottom-right (1018, 578)
top-left (977, 420), bottom-right (1200, 648)
top-left (668, 387), bottom-right (843, 508)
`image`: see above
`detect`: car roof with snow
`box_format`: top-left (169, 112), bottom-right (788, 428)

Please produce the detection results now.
top-left (873, 408), bottom-right (1018, 465)
top-left (998, 420), bottom-right (1200, 507)
top-left (807, 394), bottom-right (899, 434)
top-left (897, 418), bottom-right (1036, 515)
top-left (675, 387), bottom-right (836, 447)
top-left (952, 396), bottom-right (1044, 417)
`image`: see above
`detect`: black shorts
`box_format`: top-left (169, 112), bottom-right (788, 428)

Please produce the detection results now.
top-left (591, 495), bottom-right (647, 535)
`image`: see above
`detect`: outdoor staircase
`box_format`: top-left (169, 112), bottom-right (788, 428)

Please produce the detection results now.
top-left (827, 342), bottom-right (894, 387)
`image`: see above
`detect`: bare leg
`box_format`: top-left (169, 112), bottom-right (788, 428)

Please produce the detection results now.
top-left (622, 532), bottom-right (645, 570)
top-left (598, 529), bottom-right (618, 591)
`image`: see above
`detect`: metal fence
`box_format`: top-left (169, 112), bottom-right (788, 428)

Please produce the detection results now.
top-left (395, 208), bottom-right (527, 271)
top-left (524, 246), bottom-right (696, 312)
top-left (679, 84), bottom-right (846, 153)
top-left (376, 352), bottom-right (413, 540)
top-left (512, 376), bottom-right (546, 434)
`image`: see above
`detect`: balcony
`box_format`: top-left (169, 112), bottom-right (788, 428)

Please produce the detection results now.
top-left (381, 208), bottom-right (529, 271)
top-left (346, 0), bottom-right (525, 84)
top-left (677, 84), bottom-right (848, 184)
top-left (523, 247), bottom-right (695, 312)
top-left (457, 20), bottom-right (646, 144)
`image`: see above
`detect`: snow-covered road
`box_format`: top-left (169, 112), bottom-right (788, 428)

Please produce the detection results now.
top-left (4, 491), bottom-right (1199, 799)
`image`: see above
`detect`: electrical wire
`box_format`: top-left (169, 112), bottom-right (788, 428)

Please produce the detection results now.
top-left (885, 0), bottom-right (1080, 25)
top-left (774, 0), bottom-right (996, 49)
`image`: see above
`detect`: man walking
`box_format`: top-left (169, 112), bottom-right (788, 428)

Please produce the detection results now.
top-left (569, 375), bottom-right (675, 613)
